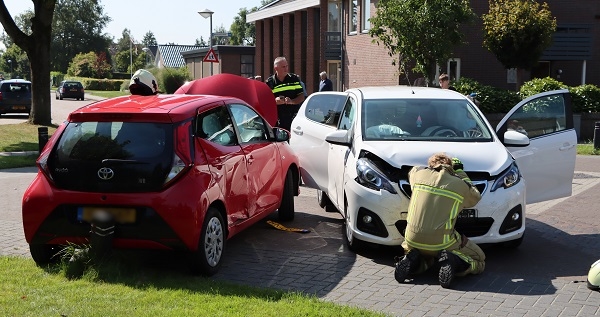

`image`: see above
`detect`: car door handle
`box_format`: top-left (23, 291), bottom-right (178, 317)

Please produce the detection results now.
top-left (292, 127), bottom-right (303, 135)
top-left (559, 144), bottom-right (575, 151)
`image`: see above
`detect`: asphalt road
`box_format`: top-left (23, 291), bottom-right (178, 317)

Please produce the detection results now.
top-left (1, 95), bottom-right (599, 316)
top-left (0, 92), bottom-right (102, 125)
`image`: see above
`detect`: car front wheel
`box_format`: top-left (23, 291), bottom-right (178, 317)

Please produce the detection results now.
top-left (343, 199), bottom-right (366, 252)
top-left (278, 169), bottom-right (295, 221)
top-left (189, 207), bottom-right (225, 276)
top-left (29, 244), bottom-right (62, 265)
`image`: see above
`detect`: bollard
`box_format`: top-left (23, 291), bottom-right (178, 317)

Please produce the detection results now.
top-left (595, 122), bottom-right (600, 150)
top-left (38, 127), bottom-right (48, 153)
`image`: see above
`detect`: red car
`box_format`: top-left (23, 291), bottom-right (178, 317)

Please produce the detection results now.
top-left (22, 74), bottom-right (300, 275)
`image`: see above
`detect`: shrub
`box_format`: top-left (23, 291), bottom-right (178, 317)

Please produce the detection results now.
top-left (454, 77), bottom-right (520, 113)
top-left (518, 77), bottom-right (568, 99)
top-left (570, 84), bottom-right (600, 113)
top-left (51, 71), bottom-right (64, 87)
top-left (155, 67), bottom-right (191, 94)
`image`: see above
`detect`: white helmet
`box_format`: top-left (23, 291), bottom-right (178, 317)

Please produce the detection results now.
top-left (588, 259), bottom-right (600, 292)
top-left (129, 69), bottom-right (158, 95)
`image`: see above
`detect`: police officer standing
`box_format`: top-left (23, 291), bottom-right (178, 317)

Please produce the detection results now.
top-left (266, 57), bottom-right (305, 131)
top-left (394, 153), bottom-right (486, 288)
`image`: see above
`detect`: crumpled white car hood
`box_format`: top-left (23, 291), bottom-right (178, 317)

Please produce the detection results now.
top-left (360, 140), bottom-right (513, 176)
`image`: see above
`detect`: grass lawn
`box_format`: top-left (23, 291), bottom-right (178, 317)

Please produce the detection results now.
top-left (0, 256), bottom-right (387, 317)
top-left (87, 90), bottom-right (129, 98)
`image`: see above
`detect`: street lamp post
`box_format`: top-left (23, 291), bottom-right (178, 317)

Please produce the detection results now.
top-left (198, 9), bottom-right (214, 76)
top-left (142, 47), bottom-right (153, 67)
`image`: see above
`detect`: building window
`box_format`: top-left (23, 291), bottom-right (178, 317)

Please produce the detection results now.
top-left (349, 0), bottom-right (357, 34)
top-left (361, 0), bottom-right (370, 32)
top-left (240, 54), bottom-right (254, 78)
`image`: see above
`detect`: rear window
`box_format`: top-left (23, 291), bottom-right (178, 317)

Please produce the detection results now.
top-left (48, 122), bottom-right (174, 192)
top-left (1, 83), bottom-right (30, 93)
top-left (64, 82), bottom-right (83, 89)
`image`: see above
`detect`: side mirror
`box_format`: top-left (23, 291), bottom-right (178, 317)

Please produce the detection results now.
top-left (503, 130), bottom-right (530, 147)
top-left (273, 127), bottom-right (290, 142)
top-left (325, 129), bottom-right (351, 146)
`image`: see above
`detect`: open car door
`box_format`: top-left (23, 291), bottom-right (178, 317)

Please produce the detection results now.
top-left (496, 89), bottom-right (576, 204)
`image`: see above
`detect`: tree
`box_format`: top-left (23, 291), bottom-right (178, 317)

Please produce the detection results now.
top-left (3, 44), bottom-right (30, 79)
top-left (482, 0), bottom-right (556, 89)
top-left (0, 0), bottom-right (56, 125)
top-left (67, 51), bottom-right (111, 78)
top-left (50, 0), bottom-right (112, 73)
top-left (213, 25), bottom-right (230, 45)
top-left (369, 0), bottom-right (476, 85)
top-left (195, 37), bottom-right (208, 47)
top-left (230, 8), bottom-right (255, 46)
top-left (142, 31), bottom-right (157, 47)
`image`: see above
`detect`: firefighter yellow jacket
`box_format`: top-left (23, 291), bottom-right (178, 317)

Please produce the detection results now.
top-left (404, 164), bottom-right (481, 252)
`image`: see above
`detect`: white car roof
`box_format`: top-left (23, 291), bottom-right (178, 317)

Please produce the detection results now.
top-left (348, 86), bottom-right (467, 100)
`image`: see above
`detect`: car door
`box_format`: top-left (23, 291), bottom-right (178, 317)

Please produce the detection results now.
top-left (328, 95), bottom-right (357, 209)
top-left (289, 92), bottom-right (348, 190)
top-left (229, 103), bottom-right (281, 218)
top-left (496, 89), bottom-right (576, 204)
top-left (197, 104), bottom-right (251, 224)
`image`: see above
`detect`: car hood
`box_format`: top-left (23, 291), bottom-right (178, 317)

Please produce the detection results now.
top-left (361, 140), bottom-right (512, 176)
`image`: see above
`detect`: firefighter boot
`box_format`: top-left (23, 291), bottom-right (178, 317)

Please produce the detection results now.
top-left (394, 249), bottom-right (421, 283)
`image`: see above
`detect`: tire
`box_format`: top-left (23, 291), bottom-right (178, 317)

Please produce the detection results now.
top-left (342, 199), bottom-right (367, 252)
top-left (59, 94), bottom-right (63, 100)
top-left (317, 189), bottom-right (337, 213)
top-left (278, 169), bottom-right (295, 221)
top-left (189, 207), bottom-right (225, 276)
top-left (29, 244), bottom-right (61, 265)
top-left (55, 94), bottom-right (58, 100)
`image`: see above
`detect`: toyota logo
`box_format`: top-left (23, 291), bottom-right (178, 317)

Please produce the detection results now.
top-left (97, 167), bottom-right (115, 180)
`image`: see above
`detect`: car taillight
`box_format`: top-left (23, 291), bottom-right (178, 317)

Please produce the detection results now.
top-left (164, 121), bottom-right (192, 186)
top-left (37, 150), bottom-right (54, 183)
top-left (0, 92), bottom-right (3, 101)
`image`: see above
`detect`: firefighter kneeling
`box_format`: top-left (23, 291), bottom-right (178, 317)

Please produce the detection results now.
top-left (395, 153), bottom-right (485, 288)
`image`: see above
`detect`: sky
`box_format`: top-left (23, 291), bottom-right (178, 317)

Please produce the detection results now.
top-left (2, 0), bottom-right (264, 46)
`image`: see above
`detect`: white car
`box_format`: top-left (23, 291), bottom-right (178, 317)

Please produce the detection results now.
top-left (290, 87), bottom-right (576, 250)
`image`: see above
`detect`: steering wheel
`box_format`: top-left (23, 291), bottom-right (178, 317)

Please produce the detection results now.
top-left (463, 127), bottom-right (483, 138)
top-left (421, 126), bottom-right (458, 137)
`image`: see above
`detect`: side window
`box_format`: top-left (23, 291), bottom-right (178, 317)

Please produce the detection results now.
top-left (304, 95), bottom-right (346, 127)
top-left (197, 106), bottom-right (237, 146)
top-left (229, 104), bottom-right (269, 144)
top-left (338, 96), bottom-right (356, 130)
top-left (507, 94), bottom-right (566, 138)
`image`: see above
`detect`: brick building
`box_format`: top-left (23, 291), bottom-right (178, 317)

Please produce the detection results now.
top-left (248, 0), bottom-right (600, 92)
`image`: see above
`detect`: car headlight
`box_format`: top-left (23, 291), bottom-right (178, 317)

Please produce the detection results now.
top-left (356, 158), bottom-right (397, 194)
top-left (490, 162), bottom-right (521, 192)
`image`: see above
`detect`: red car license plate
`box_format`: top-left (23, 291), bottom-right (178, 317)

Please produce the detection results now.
top-left (80, 207), bottom-right (136, 223)
top-left (12, 106), bottom-right (26, 110)
top-left (458, 208), bottom-right (477, 219)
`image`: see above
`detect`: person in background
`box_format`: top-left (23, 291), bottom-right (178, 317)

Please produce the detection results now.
top-left (254, 75), bottom-right (262, 81)
top-left (439, 73), bottom-right (457, 91)
top-left (319, 71), bottom-right (333, 92)
top-left (265, 56), bottom-right (305, 131)
top-left (394, 153), bottom-right (485, 288)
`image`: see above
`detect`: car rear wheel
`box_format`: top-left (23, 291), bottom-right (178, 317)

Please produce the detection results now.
top-left (278, 169), bottom-right (295, 221)
top-left (29, 244), bottom-right (62, 265)
top-left (190, 207), bottom-right (225, 276)
top-left (59, 94), bottom-right (63, 100)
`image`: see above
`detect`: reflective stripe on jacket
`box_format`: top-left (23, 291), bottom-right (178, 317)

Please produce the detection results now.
top-left (266, 73), bottom-right (304, 99)
top-left (404, 165), bottom-right (481, 251)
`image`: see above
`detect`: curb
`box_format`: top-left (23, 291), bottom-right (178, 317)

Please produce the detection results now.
top-left (0, 151), bottom-right (38, 157)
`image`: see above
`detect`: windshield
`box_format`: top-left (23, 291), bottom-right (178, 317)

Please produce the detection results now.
top-left (361, 98), bottom-right (492, 141)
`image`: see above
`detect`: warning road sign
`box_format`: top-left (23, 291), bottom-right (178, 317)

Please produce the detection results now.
top-left (203, 48), bottom-right (219, 63)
